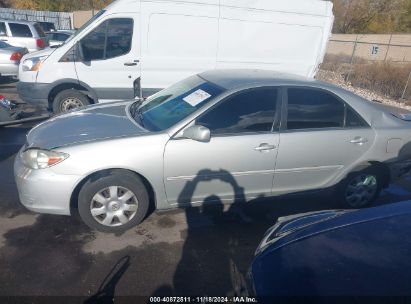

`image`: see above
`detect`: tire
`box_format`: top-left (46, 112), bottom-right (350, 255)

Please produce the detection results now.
top-left (52, 89), bottom-right (90, 114)
top-left (78, 170), bottom-right (150, 233)
top-left (337, 166), bottom-right (383, 209)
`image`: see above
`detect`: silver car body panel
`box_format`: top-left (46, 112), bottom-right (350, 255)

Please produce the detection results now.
top-left (0, 43), bottom-right (27, 76)
top-left (14, 70), bottom-right (411, 215)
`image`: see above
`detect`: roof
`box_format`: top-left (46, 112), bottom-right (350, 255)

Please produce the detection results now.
top-left (0, 19), bottom-right (37, 25)
top-left (199, 69), bottom-right (317, 90)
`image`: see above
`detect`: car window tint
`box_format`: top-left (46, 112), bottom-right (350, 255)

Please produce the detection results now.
top-left (55, 33), bottom-right (69, 41)
top-left (287, 88), bottom-right (345, 130)
top-left (81, 21), bottom-right (107, 61)
top-left (197, 88), bottom-right (278, 135)
top-left (0, 22), bottom-right (6, 36)
top-left (33, 23), bottom-right (45, 37)
top-left (346, 106), bottom-right (368, 128)
top-left (9, 23), bottom-right (33, 37)
top-left (106, 18), bottom-right (133, 59)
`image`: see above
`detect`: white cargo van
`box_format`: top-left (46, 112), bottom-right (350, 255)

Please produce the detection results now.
top-left (17, 0), bottom-right (334, 113)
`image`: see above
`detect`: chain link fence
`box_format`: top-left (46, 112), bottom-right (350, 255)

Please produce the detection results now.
top-left (0, 8), bottom-right (72, 30)
top-left (324, 34), bottom-right (411, 101)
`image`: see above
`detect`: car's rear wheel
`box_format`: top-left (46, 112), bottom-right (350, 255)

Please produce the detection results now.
top-left (337, 167), bottom-right (383, 209)
top-left (52, 89), bottom-right (90, 114)
top-left (78, 170), bottom-right (149, 233)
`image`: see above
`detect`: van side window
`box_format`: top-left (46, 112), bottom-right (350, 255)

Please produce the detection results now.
top-left (287, 88), bottom-right (345, 130)
top-left (80, 18), bottom-right (133, 61)
top-left (9, 23), bottom-right (33, 38)
top-left (0, 23), bottom-right (6, 36)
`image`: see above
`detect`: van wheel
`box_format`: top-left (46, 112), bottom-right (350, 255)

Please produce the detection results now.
top-left (337, 167), bottom-right (383, 209)
top-left (52, 89), bottom-right (90, 114)
top-left (78, 170), bottom-right (149, 233)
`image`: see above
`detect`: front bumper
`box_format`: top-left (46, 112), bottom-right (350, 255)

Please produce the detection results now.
top-left (17, 81), bottom-right (50, 109)
top-left (14, 149), bottom-right (80, 216)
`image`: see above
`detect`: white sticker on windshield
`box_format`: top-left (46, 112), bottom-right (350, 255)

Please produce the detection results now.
top-left (183, 89), bottom-right (211, 107)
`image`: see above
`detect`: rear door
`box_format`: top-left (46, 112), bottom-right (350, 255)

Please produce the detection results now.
top-left (75, 14), bottom-right (140, 102)
top-left (273, 87), bottom-right (376, 195)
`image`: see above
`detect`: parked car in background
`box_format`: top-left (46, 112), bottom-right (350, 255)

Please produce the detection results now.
top-left (0, 19), bottom-right (48, 52)
top-left (250, 201), bottom-right (411, 298)
top-left (17, 0), bottom-right (334, 113)
top-left (14, 70), bottom-right (411, 232)
top-left (46, 31), bottom-right (72, 47)
top-left (37, 21), bottom-right (56, 33)
top-left (0, 41), bottom-right (27, 77)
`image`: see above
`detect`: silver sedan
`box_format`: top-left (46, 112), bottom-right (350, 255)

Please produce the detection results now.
top-left (0, 41), bottom-right (27, 77)
top-left (14, 69), bottom-right (411, 232)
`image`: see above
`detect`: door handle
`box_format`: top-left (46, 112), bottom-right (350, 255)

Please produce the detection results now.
top-left (254, 143), bottom-right (276, 152)
top-left (350, 137), bottom-right (368, 145)
top-left (124, 62), bottom-right (138, 66)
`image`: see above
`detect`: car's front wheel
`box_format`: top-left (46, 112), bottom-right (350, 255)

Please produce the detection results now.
top-left (337, 167), bottom-right (383, 209)
top-left (78, 170), bottom-right (149, 233)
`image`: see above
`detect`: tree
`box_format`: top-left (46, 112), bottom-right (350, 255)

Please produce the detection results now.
top-left (333, 0), bottom-right (403, 33)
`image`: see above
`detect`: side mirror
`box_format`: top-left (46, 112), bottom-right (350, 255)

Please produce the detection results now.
top-left (183, 125), bottom-right (210, 142)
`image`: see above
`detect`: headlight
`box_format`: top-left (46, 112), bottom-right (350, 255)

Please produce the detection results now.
top-left (22, 149), bottom-right (69, 169)
top-left (22, 56), bottom-right (47, 72)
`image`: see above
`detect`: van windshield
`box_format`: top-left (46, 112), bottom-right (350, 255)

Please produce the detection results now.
top-left (131, 75), bottom-right (225, 131)
top-left (64, 10), bottom-right (106, 45)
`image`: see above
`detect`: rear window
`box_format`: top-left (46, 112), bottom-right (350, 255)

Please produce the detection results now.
top-left (9, 23), bottom-right (33, 37)
top-left (33, 23), bottom-right (46, 37)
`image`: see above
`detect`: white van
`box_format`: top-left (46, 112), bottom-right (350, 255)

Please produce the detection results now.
top-left (17, 0), bottom-right (334, 113)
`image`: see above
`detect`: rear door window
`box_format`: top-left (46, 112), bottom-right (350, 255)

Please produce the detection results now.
top-left (9, 23), bottom-right (33, 37)
top-left (286, 88), bottom-right (345, 130)
top-left (0, 22), bottom-right (7, 36)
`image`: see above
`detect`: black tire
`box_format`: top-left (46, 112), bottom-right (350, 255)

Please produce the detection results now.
top-left (78, 170), bottom-right (149, 233)
top-left (337, 166), bottom-right (383, 209)
top-left (52, 89), bottom-right (90, 114)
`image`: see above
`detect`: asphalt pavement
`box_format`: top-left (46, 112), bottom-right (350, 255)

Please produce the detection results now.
top-left (1, 79), bottom-right (411, 301)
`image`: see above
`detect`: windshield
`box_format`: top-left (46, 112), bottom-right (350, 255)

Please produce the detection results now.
top-left (64, 10), bottom-right (106, 45)
top-left (131, 75), bottom-right (225, 131)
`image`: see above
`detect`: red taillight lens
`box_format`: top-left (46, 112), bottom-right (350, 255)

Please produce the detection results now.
top-left (10, 52), bottom-right (22, 62)
top-left (36, 38), bottom-right (45, 49)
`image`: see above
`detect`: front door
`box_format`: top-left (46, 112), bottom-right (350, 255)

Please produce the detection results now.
top-left (164, 87), bottom-right (281, 206)
top-left (273, 87), bottom-right (376, 195)
top-left (75, 14), bottom-right (140, 102)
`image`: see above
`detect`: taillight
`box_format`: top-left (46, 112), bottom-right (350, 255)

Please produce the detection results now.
top-left (36, 38), bottom-right (45, 49)
top-left (10, 52), bottom-right (22, 62)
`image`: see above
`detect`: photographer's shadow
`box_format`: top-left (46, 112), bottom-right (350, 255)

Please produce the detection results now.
top-left (170, 169), bottom-right (263, 296)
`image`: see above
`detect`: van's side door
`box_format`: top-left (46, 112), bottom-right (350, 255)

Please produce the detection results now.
top-left (75, 14), bottom-right (140, 102)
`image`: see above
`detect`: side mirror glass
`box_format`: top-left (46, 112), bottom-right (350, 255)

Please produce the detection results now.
top-left (183, 125), bottom-right (211, 142)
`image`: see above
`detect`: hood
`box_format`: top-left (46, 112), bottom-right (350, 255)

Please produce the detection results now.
top-left (256, 201), bottom-right (411, 256)
top-left (27, 101), bottom-right (148, 149)
top-left (21, 47), bottom-right (55, 61)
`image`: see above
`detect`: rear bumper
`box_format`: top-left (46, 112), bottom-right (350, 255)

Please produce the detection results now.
top-left (17, 81), bottom-right (50, 108)
top-left (0, 63), bottom-right (19, 77)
